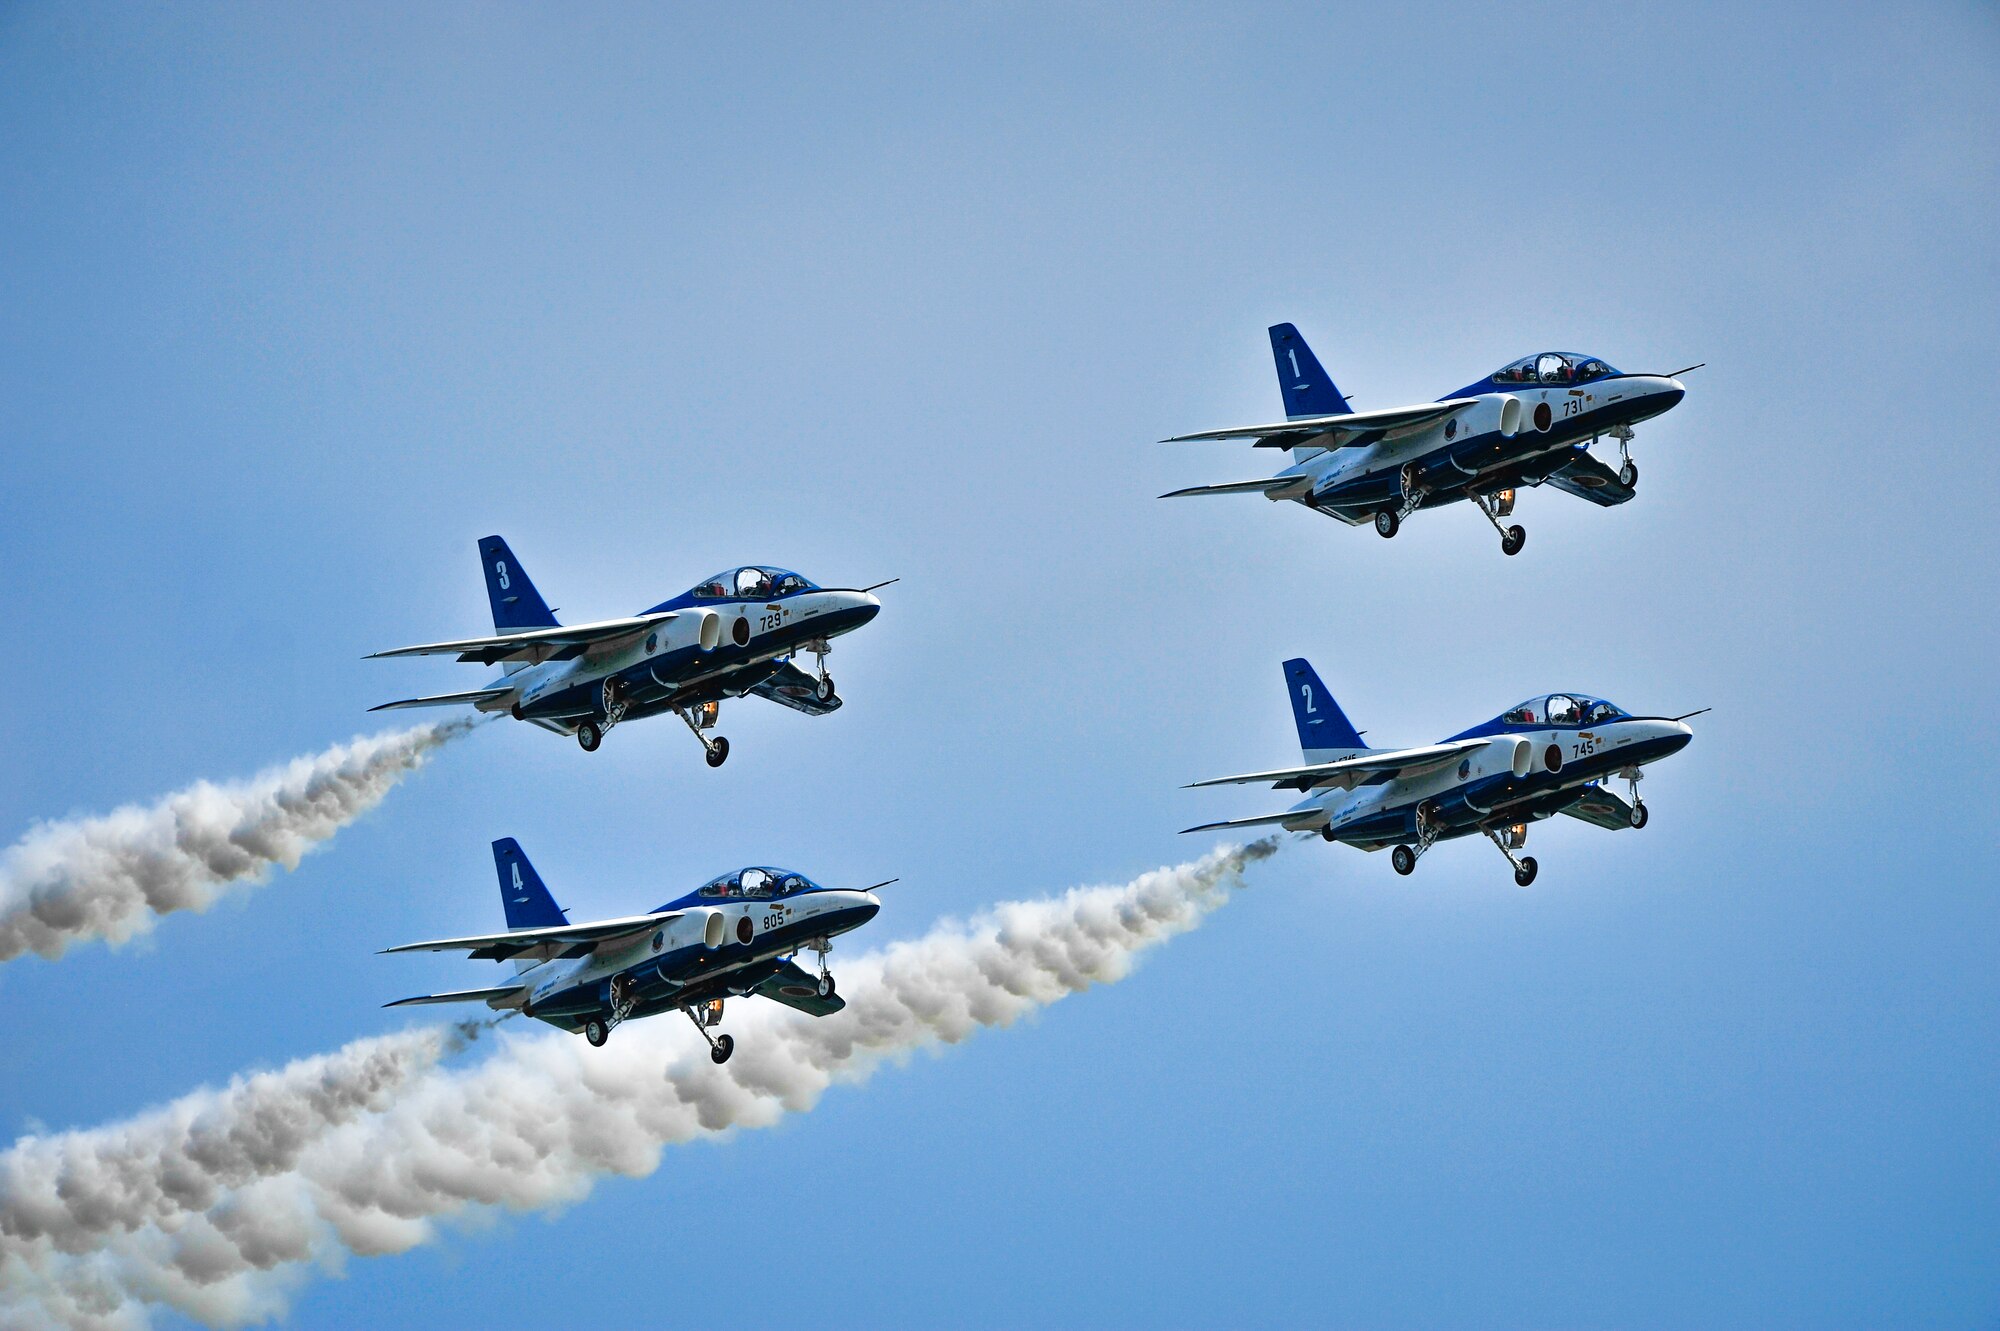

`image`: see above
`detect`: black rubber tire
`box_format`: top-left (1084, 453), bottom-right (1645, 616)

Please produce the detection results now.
top-left (1391, 845), bottom-right (1417, 876)
top-left (817, 972), bottom-right (836, 1000)
top-left (704, 735), bottom-right (730, 768)
top-left (577, 722), bottom-right (602, 753)
top-left (1629, 802), bottom-right (1649, 829)
top-left (1514, 856), bottom-right (1539, 888)
top-left (1501, 525), bottom-right (1527, 557)
top-left (815, 674), bottom-right (836, 704)
top-left (584, 1019), bottom-right (609, 1047)
top-left (1619, 460), bottom-right (1639, 488)
top-left (1375, 510), bottom-right (1399, 539)
top-left (711, 1034), bottom-right (734, 1065)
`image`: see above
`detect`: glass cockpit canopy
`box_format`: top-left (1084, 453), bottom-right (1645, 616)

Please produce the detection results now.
top-left (1489, 352), bottom-right (1618, 386)
top-left (694, 866), bottom-right (817, 900)
top-left (1498, 694), bottom-right (1627, 728)
top-left (688, 567), bottom-right (817, 601)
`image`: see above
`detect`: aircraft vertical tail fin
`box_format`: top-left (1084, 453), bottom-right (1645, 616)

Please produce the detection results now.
top-left (478, 536), bottom-right (559, 634)
top-left (493, 838), bottom-right (567, 971)
top-left (1268, 323), bottom-right (1354, 420)
top-left (1283, 657), bottom-right (1366, 761)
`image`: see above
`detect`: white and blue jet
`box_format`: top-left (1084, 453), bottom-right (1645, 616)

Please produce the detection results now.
top-left (1163, 323), bottom-right (1694, 555)
top-left (369, 536), bottom-right (887, 764)
top-left (1184, 659), bottom-right (1699, 886)
top-left (385, 838), bottom-right (887, 1062)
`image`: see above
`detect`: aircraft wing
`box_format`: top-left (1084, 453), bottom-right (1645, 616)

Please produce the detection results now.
top-left (1159, 477), bottom-right (1315, 500)
top-left (748, 660), bottom-right (842, 716)
top-left (1558, 785), bottom-right (1637, 831)
top-left (1540, 452), bottom-right (1635, 506)
top-left (1164, 399), bottom-right (1477, 450)
top-left (369, 685), bottom-right (518, 713)
top-left (384, 983), bottom-right (529, 1009)
top-left (382, 912), bottom-right (673, 964)
top-left (367, 612), bottom-right (679, 667)
top-left (1181, 809), bottom-right (1325, 834)
top-left (1187, 739), bottom-right (1489, 792)
top-left (750, 960), bottom-right (847, 1016)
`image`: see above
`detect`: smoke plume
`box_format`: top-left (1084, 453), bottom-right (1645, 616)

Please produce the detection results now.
top-left (0, 840), bottom-right (1276, 1328)
top-left (0, 722), bottom-right (472, 965)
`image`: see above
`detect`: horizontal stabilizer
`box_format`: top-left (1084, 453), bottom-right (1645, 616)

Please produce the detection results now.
top-left (1180, 809), bottom-right (1323, 835)
top-left (1160, 477), bottom-right (1313, 500)
top-left (384, 984), bottom-right (527, 1009)
top-left (1189, 738), bottom-right (1489, 792)
top-left (382, 911), bottom-right (675, 963)
top-left (369, 686), bottom-right (517, 713)
top-left (368, 612), bottom-right (678, 667)
top-left (1164, 399), bottom-right (1476, 450)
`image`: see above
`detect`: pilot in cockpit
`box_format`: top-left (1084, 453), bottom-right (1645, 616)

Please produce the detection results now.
top-left (735, 567), bottom-right (772, 599)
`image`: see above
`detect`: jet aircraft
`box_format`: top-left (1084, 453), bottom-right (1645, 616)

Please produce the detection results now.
top-left (1162, 323), bottom-right (1694, 554)
top-left (385, 838), bottom-right (886, 1062)
top-left (1183, 659), bottom-right (1698, 885)
top-left (369, 536), bottom-right (887, 763)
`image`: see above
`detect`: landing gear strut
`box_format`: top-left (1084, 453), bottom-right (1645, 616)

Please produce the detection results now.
top-left (1611, 423), bottom-right (1638, 489)
top-left (684, 1000), bottom-right (734, 1064)
top-left (678, 705), bottom-right (729, 768)
top-left (1470, 488), bottom-right (1527, 556)
top-left (582, 975), bottom-right (640, 1047)
top-left (1486, 827), bottom-right (1538, 887)
top-left (806, 935), bottom-right (838, 999)
top-left (807, 640), bottom-right (837, 704)
top-left (1623, 767), bottom-right (1648, 828)
top-left (577, 679), bottom-right (632, 752)
top-left (1390, 805), bottom-right (1443, 876)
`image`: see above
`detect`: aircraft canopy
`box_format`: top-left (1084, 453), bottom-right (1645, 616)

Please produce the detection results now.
top-left (688, 866), bottom-right (818, 902)
top-left (688, 567), bottom-right (817, 601)
top-left (1498, 694), bottom-right (1628, 728)
top-left (1489, 352), bottom-right (1619, 386)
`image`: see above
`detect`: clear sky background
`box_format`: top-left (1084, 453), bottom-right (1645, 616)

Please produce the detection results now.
top-left (3, 2), bottom-right (1997, 1327)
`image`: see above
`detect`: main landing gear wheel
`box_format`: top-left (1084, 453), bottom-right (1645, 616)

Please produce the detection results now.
top-left (1374, 510), bottom-right (1400, 539)
top-left (814, 673), bottom-right (836, 704)
top-left (577, 722), bottom-right (603, 753)
top-left (1391, 844), bottom-right (1417, 876)
top-left (1513, 856), bottom-right (1539, 888)
top-left (1629, 802), bottom-right (1649, 829)
top-left (1619, 460), bottom-right (1639, 489)
top-left (704, 735), bottom-right (730, 768)
top-left (710, 1034), bottom-right (735, 1065)
top-left (1500, 524), bottom-right (1527, 557)
top-left (817, 971), bottom-right (837, 1000)
top-left (584, 1018), bottom-right (610, 1047)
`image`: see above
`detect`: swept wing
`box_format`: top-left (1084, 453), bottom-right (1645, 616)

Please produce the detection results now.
top-left (750, 960), bottom-right (847, 1016)
top-left (1558, 785), bottom-right (1638, 830)
top-left (381, 911), bottom-right (674, 964)
top-left (1540, 452), bottom-right (1636, 507)
top-left (748, 660), bottom-right (843, 716)
top-left (1187, 739), bottom-right (1489, 792)
top-left (384, 983), bottom-right (529, 1009)
top-left (369, 685), bottom-right (517, 713)
top-left (1164, 400), bottom-right (1477, 451)
top-left (367, 612), bottom-right (678, 667)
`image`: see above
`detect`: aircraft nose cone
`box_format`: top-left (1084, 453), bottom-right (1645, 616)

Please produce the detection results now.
top-left (1663, 721), bottom-right (1693, 754)
top-left (853, 592), bottom-right (881, 624)
top-left (858, 893), bottom-right (881, 923)
top-left (1658, 380), bottom-right (1686, 412)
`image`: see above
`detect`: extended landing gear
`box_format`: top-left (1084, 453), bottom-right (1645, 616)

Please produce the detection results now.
top-left (1376, 463), bottom-right (1430, 539)
top-left (1391, 844), bottom-right (1417, 876)
top-left (1611, 423), bottom-right (1638, 491)
top-left (577, 722), bottom-right (602, 753)
top-left (1623, 768), bottom-right (1648, 828)
top-left (806, 935), bottom-right (838, 999)
top-left (804, 640), bottom-right (838, 704)
top-left (684, 999), bottom-right (734, 1064)
top-left (582, 975), bottom-right (641, 1047)
top-left (1470, 489), bottom-right (1526, 556)
top-left (1389, 806), bottom-right (1443, 877)
top-left (677, 704), bottom-right (729, 768)
top-left (577, 679), bottom-right (633, 751)
top-left (1485, 827), bottom-right (1538, 887)
top-left (584, 1018), bottom-right (610, 1047)
top-left (1374, 509), bottom-right (1399, 539)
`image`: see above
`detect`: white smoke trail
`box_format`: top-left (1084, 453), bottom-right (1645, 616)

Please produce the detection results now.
top-left (0, 840), bottom-right (1276, 1329)
top-left (0, 722), bottom-right (473, 965)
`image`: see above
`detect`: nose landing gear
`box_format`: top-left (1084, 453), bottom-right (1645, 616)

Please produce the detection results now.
top-left (1623, 768), bottom-right (1648, 828)
top-left (805, 640), bottom-right (837, 704)
top-left (806, 935), bottom-right (838, 999)
top-left (1611, 423), bottom-right (1638, 490)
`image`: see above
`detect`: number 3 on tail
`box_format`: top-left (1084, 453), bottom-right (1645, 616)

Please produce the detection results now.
top-left (495, 561), bottom-right (511, 590)
top-left (1300, 684), bottom-right (1316, 713)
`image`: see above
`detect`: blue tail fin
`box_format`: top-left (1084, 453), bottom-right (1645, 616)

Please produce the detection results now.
top-left (478, 536), bottom-right (558, 634)
top-left (1268, 324), bottom-right (1354, 420)
top-left (1283, 657), bottom-right (1365, 758)
top-left (493, 838), bottom-right (567, 930)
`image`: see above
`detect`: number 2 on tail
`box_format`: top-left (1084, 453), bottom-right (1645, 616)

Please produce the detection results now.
top-left (1300, 684), bottom-right (1316, 713)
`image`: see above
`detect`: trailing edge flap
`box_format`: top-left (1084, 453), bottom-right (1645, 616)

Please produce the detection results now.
top-left (1188, 739), bottom-right (1489, 792)
top-left (1558, 785), bottom-right (1636, 831)
top-left (1160, 476), bottom-right (1314, 500)
top-left (367, 611), bottom-right (679, 667)
top-left (369, 685), bottom-right (517, 713)
top-left (751, 960), bottom-right (847, 1016)
top-left (383, 984), bottom-right (528, 1009)
top-left (382, 911), bottom-right (676, 963)
top-left (1164, 400), bottom-right (1476, 450)
top-left (1541, 451), bottom-right (1636, 507)
top-left (749, 659), bottom-right (842, 716)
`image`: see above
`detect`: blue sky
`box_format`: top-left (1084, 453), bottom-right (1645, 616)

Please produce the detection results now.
top-left (2, 2), bottom-right (1996, 1326)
